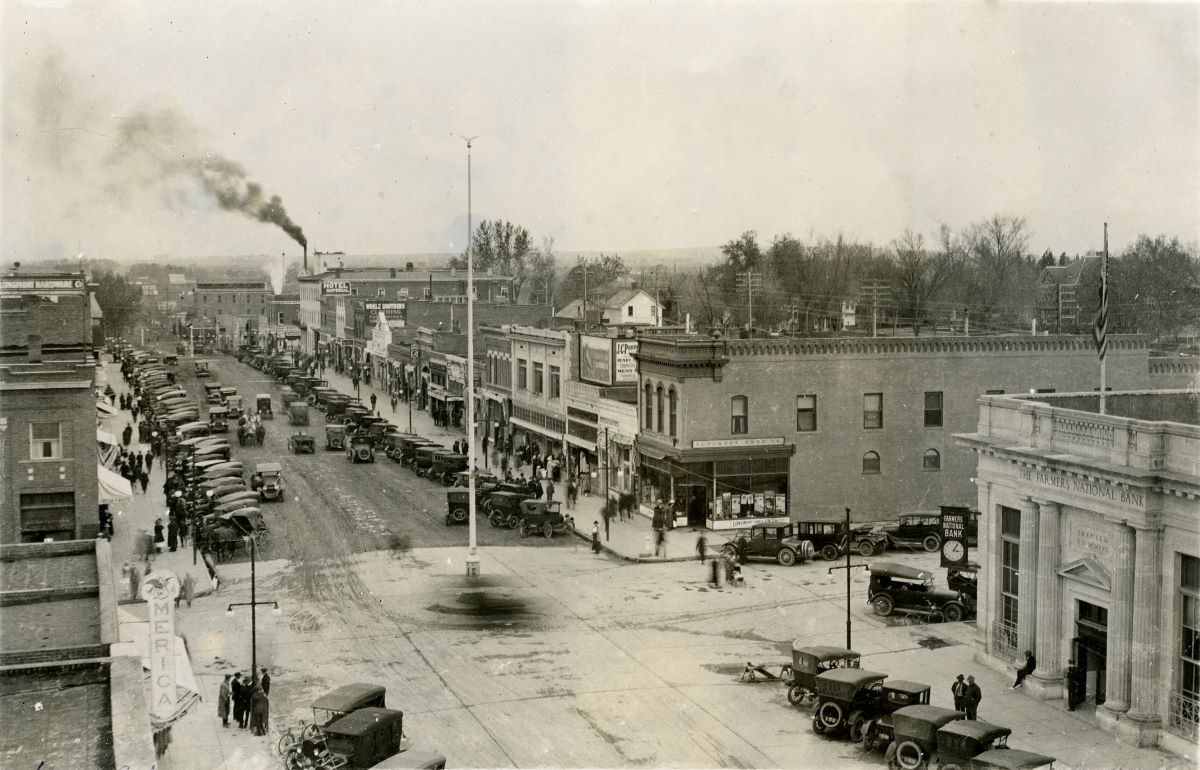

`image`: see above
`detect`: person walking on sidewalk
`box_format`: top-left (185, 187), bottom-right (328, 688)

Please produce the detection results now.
top-left (951, 674), bottom-right (967, 711)
top-left (153, 519), bottom-right (165, 553)
top-left (1012, 650), bottom-right (1036, 688)
top-left (696, 533), bottom-right (708, 562)
top-left (591, 521), bottom-right (601, 556)
top-left (167, 518), bottom-right (178, 552)
top-left (963, 675), bottom-right (982, 720)
top-left (390, 394), bottom-right (397, 414)
top-left (370, 392), bottom-right (377, 413)
top-left (260, 667), bottom-right (271, 695)
top-left (139, 470), bottom-right (149, 494)
top-left (218, 674), bottom-right (232, 727)
top-left (567, 477), bottom-right (577, 509)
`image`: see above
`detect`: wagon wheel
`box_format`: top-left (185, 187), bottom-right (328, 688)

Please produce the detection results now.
top-left (543, 521), bottom-right (554, 539)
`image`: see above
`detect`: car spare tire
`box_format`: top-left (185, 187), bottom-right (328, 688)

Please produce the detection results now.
top-left (356, 446), bottom-right (372, 461)
top-left (817, 700), bottom-right (844, 729)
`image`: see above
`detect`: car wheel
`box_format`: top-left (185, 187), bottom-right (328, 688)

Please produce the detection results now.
top-left (817, 700), bottom-right (844, 729)
top-left (820, 544), bottom-right (839, 561)
top-left (506, 514), bottom-right (519, 530)
top-left (543, 522), bottom-right (554, 539)
top-left (787, 685), bottom-right (807, 706)
top-left (848, 711), bottom-right (866, 743)
top-left (894, 740), bottom-right (926, 770)
top-left (884, 742), bottom-right (899, 770)
top-left (777, 548), bottom-right (797, 566)
top-left (872, 594), bottom-right (895, 616)
top-left (922, 534), bottom-right (940, 553)
top-left (857, 539), bottom-right (875, 557)
top-left (811, 713), bottom-right (828, 735)
top-left (942, 602), bottom-right (964, 622)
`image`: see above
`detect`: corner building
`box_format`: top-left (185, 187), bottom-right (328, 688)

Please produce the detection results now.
top-left (956, 390), bottom-right (1200, 756)
top-left (634, 334), bottom-right (1150, 527)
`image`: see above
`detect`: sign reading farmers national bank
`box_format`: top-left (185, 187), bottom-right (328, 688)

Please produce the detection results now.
top-left (321, 280), bottom-right (351, 295)
top-left (579, 335), bottom-right (613, 386)
top-left (614, 341), bottom-right (639, 383)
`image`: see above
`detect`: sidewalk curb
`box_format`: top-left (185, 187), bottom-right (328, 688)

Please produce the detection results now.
top-left (569, 527), bottom-right (705, 564)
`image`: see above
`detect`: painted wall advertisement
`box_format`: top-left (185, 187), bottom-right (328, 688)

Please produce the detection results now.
top-left (614, 340), bottom-right (639, 382)
top-left (366, 301), bottom-right (407, 328)
top-left (579, 335), bottom-right (614, 386)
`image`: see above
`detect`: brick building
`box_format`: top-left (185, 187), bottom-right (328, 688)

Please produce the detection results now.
top-left (193, 280), bottom-right (272, 346)
top-left (1, 272), bottom-right (99, 543)
top-left (1037, 256), bottom-right (1102, 334)
top-left (633, 333), bottom-right (1151, 529)
top-left (508, 326), bottom-right (573, 458)
top-left (956, 389), bottom-right (1199, 755)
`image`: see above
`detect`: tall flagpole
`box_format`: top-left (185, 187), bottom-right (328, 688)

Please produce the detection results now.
top-left (1098, 223), bottom-right (1109, 415)
top-left (462, 135), bottom-right (480, 577)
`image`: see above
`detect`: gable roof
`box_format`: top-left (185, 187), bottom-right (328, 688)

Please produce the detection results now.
top-left (603, 288), bottom-right (657, 310)
top-left (554, 299), bottom-right (585, 319)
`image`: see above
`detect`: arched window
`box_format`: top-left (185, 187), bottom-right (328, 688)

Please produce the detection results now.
top-left (731, 396), bottom-right (748, 434)
top-left (923, 449), bottom-right (941, 471)
top-left (862, 451), bottom-right (881, 474)
top-left (644, 382), bottom-right (653, 429)
top-left (668, 388), bottom-right (678, 437)
top-left (656, 385), bottom-right (664, 433)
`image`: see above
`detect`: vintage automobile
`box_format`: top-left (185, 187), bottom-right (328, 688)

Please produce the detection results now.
top-left (485, 491), bottom-right (527, 529)
top-left (871, 705), bottom-right (963, 763)
top-left (722, 523), bottom-right (816, 567)
top-left (886, 716), bottom-right (1024, 770)
top-left (868, 562), bottom-right (974, 622)
top-left (795, 520), bottom-right (889, 560)
top-left (315, 707), bottom-right (445, 770)
top-left (225, 394), bottom-right (244, 420)
top-left (177, 421), bottom-right (211, 440)
top-left (256, 394), bottom-right (272, 419)
top-left (787, 644), bottom-right (862, 706)
top-left (309, 386), bottom-right (339, 407)
top-left (398, 438), bottom-right (440, 466)
top-left (193, 360), bottom-right (211, 377)
top-left (207, 406), bottom-right (229, 433)
top-left (310, 683), bottom-right (386, 728)
top-left (412, 446), bottom-right (444, 477)
top-left (884, 507), bottom-right (980, 552)
top-left (288, 431), bottom-right (316, 454)
top-left (453, 471), bottom-right (498, 488)
top-left (517, 499), bottom-right (574, 538)
top-left (254, 462), bottom-right (284, 501)
top-left (280, 386), bottom-right (299, 406)
top-left (947, 565), bottom-right (979, 600)
top-left (325, 424), bottom-right (348, 451)
top-left (347, 435), bottom-right (375, 463)
top-left (287, 401), bottom-right (309, 426)
top-left (812, 669), bottom-right (931, 743)
top-left (162, 354), bottom-right (178, 366)
top-left (430, 452), bottom-right (468, 485)
top-left (384, 433), bottom-right (419, 462)
top-left (445, 489), bottom-right (471, 526)
top-left (967, 749), bottom-right (1057, 770)
top-left (858, 692), bottom-right (946, 753)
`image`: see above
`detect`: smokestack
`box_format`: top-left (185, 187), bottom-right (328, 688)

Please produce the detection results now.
top-left (303, 244), bottom-right (308, 274)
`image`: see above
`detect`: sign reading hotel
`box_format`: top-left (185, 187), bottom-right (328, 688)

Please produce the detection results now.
top-left (692, 437), bottom-right (785, 449)
top-left (321, 280), bottom-right (351, 295)
top-left (1017, 467), bottom-right (1147, 509)
top-left (140, 571), bottom-right (180, 720)
top-left (614, 341), bottom-right (639, 383)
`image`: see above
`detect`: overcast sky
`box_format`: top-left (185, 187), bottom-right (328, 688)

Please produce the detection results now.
top-left (3, 0), bottom-right (1198, 264)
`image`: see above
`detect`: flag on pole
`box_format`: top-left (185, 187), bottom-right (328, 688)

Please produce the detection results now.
top-left (1093, 227), bottom-right (1109, 360)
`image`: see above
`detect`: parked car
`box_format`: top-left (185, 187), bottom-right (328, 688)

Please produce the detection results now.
top-left (207, 406), bottom-right (229, 433)
top-left (868, 562), bottom-right (974, 622)
top-left (254, 462), bottom-right (284, 502)
top-left (325, 423), bottom-right (347, 451)
top-left (288, 431), bottom-right (316, 454)
top-left (194, 360), bottom-right (211, 377)
top-left (868, 704), bottom-right (963, 761)
top-left (885, 716), bottom-right (1032, 770)
top-left (445, 489), bottom-right (471, 526)
top-left (722, 524), bottom-right (816, 566)
top-left (347, 435), bottom-right (375, 463)
top-left (310, 684), bottom-right (386, 727)
top-left (517, 499), bottom-right (574, 538)
top-left (884, 507), bottom-right (979, 552)
top-left (256, 393), bottom-right (272, 419)
top-left (430, 452), bottom-right (468, 485)
top-left (319, 707), bottom-right (446, 770)
top-left (812, 669), bottom-right (931, 743)
top-left (795, 520), bottom-right (889, 560)
top-left (484, 491), bottom-right (526, 529)
top-left (787, 644), bottom-right (861, 706)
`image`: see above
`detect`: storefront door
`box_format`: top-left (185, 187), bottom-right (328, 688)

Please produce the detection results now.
top-left (679, 483), bottom-right (708, 527)
top-left (1074, 601), bottom-right (1108, 706)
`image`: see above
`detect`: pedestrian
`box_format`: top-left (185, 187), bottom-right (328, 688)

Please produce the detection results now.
top-left (250, 685), bottom-right (269, 735)
top-left (545, 482), bottom-right (554, 502)
top-left (237, 676), bottom-right (252, 729)
top-left (231, 673), bottom-right (245, 727)
top-left (218, 674), bottom-right (232, 727)
top-left (951, 674), bottom-right (967, 711)
top-left (963, 675), bottom-right (982, 720)
top-left (710, 555), bottom-right (721, 587)
top-left (260, 667), bottom-right (271, 696)
top-left (566, 477), bottom-right (577, 509)
top-left (370, 393), bottom-right (377, 413)
top-left (481, 434), bottom-right (489, 459)
top-left (139, 471), bottom-right (149, 494)
top-left (655, 526), bottom-right (667, 558)
top-left (1013, 650), bottom-right (1036, 688)
top-left (696, 533), bottom-right (708, 562)
top-left (153, 519), bottom-right (165, 552)
top-left (592, 521), bottom-right (602, 556)
top-left (181, 572), bottom-right (196, 608)
top-left (128, 562), bottom-right (141, 601)
top-left (390, 394), bottom-right (397, 414)
top-left (167, 518), bottom-right (178, 552)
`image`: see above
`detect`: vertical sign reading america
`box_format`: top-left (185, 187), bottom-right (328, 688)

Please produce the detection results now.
top-left (141, 572), bottom-right (180, 719)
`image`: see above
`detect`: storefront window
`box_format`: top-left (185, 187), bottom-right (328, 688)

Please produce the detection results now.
top-left (1176, 554), bottom-right (1200, 738)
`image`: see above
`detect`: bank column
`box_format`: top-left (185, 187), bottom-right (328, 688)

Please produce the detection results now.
top-left (1030, 499), bottom-right (1063, 699)
top-left (975, 479), bottom-right (993, 660)
top-left (1119, 524), bottom-right (1163, 746)
top-left (1100, 521), bottom-right (1134, 728)
top-left (1017, 498), bottom-right (1040, 659)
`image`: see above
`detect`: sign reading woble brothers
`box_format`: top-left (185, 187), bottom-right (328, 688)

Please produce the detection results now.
top-left (140, 572), bottom-right (181, 719)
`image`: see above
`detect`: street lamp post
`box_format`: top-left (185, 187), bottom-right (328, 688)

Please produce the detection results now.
top-left (460, 134), bottom-right (480, 578)
top-left (225, 536), bottom-right (280, 687)
top-left (827, 507), bottom-right (868, 650)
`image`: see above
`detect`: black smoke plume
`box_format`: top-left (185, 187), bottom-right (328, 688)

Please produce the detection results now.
top-left (108, 108), bottom-right (306, 248)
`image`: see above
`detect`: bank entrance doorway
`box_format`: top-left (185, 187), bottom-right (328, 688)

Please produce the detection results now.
top-left (1073, 600), bottom-right (1108, 706)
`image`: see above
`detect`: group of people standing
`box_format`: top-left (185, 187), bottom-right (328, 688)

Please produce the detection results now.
top-left (217, 669), bottom-right (272, 736)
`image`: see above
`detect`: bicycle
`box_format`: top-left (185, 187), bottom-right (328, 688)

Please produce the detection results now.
top-left (277, 719), bottom-right (322, 757)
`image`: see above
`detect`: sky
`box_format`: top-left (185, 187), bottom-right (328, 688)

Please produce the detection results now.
top-left (2, 0), bottom-right (1198, 265)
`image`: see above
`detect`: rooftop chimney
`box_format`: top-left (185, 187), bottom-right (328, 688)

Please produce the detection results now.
top-left (390, 268), bottom-right (397, 278)
top-left (406, 262), bottom-right (414, 272)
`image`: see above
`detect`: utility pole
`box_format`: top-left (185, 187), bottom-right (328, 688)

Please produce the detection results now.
top-left (735, 270), bottom-right (761, 332)
top-left (827, 507), bottom-right (868, 650)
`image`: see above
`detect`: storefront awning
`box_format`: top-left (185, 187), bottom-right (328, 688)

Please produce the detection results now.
top-left (97, 400), bottom-right (119, 419)
top-left (98, 463), bottom-right (132, 504)
top-left (97, 428), bottom-right (118, 446)
top-left (565, 434), bottom-right (596, 452)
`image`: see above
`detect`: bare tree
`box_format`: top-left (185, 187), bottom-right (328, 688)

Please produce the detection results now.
top-left (888, 229), bottom-right (961, 334)
top-left (962, 215), bottom-right (1033, 324)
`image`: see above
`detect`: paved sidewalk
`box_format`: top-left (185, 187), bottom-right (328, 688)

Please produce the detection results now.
top-left (101, 358), bottom-right (217, 604)
top-left (316, 363), bottom-right (730, 562)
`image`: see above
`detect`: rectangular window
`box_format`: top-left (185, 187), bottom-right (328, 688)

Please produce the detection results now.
top-left (423, 288), bottom-right (432, 300)
top-left (731, 396), bottom-right (748, 434)
top-left (549, 365), bottom-right (560, 398)
top-left (532, 362), bottom-right (544, 394)
top-left (796, 395), bottom-right (817, 431)
top-left (627, 306), bottom-right (633, 317)
top-left (924, 391), bottom-right (943, 427)
top-left (1000, 505), bottom-right (1021, 628)
top-left (30, 423), bottom-right (62, 459)
top-left (1181, 555), bottom-right (1200, 707)
top-left (378, 288), bottom-right (386, 297)
top-left (517, 359), bottom-right (528, 390)
top-left (863, 393), bottom-right (883, 429)
top-left (986, 389), bottom-right (1005, 395)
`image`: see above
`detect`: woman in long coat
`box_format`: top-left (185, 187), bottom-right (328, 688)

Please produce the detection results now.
top-left (217, 675), bottom-right (232, 727)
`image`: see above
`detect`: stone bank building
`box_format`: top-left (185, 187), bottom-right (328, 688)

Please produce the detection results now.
top-left (957, 389), bottom-right (1200, 755)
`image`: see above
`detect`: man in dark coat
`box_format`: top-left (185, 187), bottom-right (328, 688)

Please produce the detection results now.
top-left (1013, 650), bottom-right (1036, 688)
top-left (230, 673), bottom-right (245, 727)
top-left (260, 667), bottom-right (271, 695)
top-left (963, 675), bottom-right (982, 720)
top-left (236, 675), bottom-right (252, 728)
top-left (249, 686), bottom-right (269, 735)
top-left (951, 674), bottom-right (967, 711)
